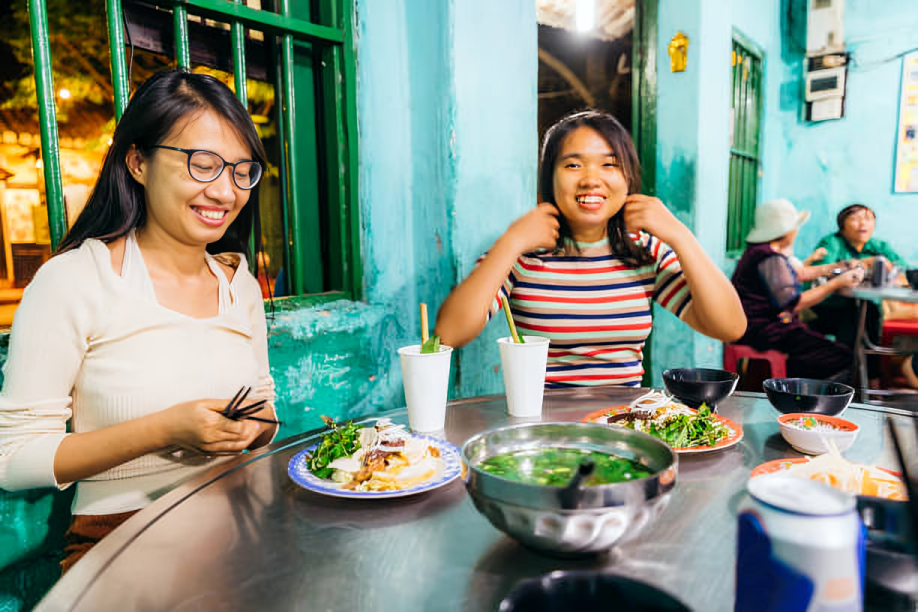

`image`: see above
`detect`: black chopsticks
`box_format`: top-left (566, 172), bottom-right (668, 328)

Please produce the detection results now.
top-left (223, 386), bottom-right (282, 426)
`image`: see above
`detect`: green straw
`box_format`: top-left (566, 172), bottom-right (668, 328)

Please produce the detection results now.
top-left (501, 296), bottom-right (524, 344)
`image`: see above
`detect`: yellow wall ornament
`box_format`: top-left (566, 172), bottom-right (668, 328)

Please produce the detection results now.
top-left (668, 31), bottom-right (689, 72)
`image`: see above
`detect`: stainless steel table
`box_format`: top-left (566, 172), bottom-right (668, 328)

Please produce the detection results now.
top-left (842, 286), bottom-right (918, 401)
top-left (37, 389), bottom-right (916, 612)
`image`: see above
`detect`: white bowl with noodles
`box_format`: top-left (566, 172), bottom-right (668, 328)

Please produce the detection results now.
top-left (777, 413), bottom-right (859, 455)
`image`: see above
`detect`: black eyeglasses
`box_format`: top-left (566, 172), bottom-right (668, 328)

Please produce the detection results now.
top-left (151, 145), bottom-right (263, 190)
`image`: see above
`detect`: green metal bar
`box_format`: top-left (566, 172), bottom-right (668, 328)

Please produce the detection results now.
top-left (230, 1), bottom-right (247, 106)
top-left (173, 5), bottom-right (191, 69)
top-left (631, 0), bottom-right (657, 197)
top-left (229, 1), bottom-right (251, 265)
top-left (105, 0), bottom-right (130, 119)
top-left (632, 0), bottom-right (657, 386)
top-left (287, 43), bottom-right (324, 293)
top-left (27, 0), bottom-right (66, 248)
top-left (270, 40), bottom-right (292, 290)
top-left (729, 148), bottom-right (758, 161)
top-left (340, 0), bottom-right (361, 298)
top-left (318, 0), bottom-right (360, 297)
top-left (737, 51), bottom-right (749, 153)
top-left (164, 0), bottom-right (344, 44)
top-left (732, 27), bottom-right (765, 61)
top-left (279, 0), bottom-right (305, 295)
top-left (728, 156), bottom-right (739, 252)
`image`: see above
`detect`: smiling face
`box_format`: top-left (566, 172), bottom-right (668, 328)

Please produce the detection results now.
top-left (551, 126), bottom-right (630, 243)
top-left (127, 108), bottom-right (253, 248)
top-left (840, 207), bottom-right (875, 250)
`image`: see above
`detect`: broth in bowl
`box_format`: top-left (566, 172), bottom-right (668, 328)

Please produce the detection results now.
top-left (478, 447), bottom-right (652, 487)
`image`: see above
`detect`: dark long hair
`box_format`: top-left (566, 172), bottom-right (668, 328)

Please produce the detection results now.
top-left (56, 69), bottom-right (267, 263)
top-left (538, 109), bottom-right (653, 265)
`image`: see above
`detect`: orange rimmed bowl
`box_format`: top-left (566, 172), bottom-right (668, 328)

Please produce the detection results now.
top-left (777, 413), bottom-right (859, 455)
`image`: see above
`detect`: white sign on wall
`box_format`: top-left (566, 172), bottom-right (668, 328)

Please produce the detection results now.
top-left (894, 51), bottom-right (918, 193)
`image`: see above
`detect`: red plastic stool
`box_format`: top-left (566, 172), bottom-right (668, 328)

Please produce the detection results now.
top-left (879, 319), bottom-right (918, 386)
top-left (723, 344), bottom-right (787, 378)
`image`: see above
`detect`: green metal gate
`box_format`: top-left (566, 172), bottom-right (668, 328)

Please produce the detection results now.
top-left (27, 0), bottom-right (360, 299)
top-left (727, 31), bottom-right (764, 256)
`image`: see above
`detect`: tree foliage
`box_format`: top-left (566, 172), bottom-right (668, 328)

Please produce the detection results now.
top-left (0, 0), bottom-right (276, 131)
top-left (0, 0), bottom-right (113, 116)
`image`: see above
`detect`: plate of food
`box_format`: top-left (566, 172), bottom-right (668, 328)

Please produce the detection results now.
top-left (582, 391), bottom-right (744, 454)
top-left (287, 417), bottom-right (463, 499)
top-left (751, 456), bottom-right (907, 501)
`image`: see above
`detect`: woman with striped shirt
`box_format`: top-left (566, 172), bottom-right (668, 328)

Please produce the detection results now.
top-left (435, 110), bottom-right (745, 387)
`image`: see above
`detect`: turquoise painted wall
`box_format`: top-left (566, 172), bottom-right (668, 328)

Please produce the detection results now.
top-left (651, 0), bottom-right (734, 385)
top-left (450, 0), bottom-right (538, 397)
top-left (0, 1), bottom-right (538, 607)
top-left (760, 0), bottom-right (918, 266)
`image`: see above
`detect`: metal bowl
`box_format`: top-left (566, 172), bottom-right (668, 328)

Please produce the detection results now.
top-left (462, 422), bottom-right (677, 556)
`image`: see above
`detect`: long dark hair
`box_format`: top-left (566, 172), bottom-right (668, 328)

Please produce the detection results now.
top-left (539, 109), bottom-right (653, 265)
top-left (56, 69), bottom-right (267, 263)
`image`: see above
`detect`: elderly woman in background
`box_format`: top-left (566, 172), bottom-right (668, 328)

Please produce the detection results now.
top-left (807, 204), bottom-right (908, 381)
top-left (811, 204), bottom-right (907, 271)
top-left (731, 199), bottom-right (864, 381)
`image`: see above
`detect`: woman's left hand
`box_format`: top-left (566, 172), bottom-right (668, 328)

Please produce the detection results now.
top-left (622, 194), bottom-right (688, 245)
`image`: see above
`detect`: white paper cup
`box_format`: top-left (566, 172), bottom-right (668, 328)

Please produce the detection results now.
top-left (398, 344), bottom-right (453, 432)
top-left (498, 336), bottom-right (550, 417)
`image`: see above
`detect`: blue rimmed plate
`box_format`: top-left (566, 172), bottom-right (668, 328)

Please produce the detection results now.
top-left (287, 434), bottom-right (463, 499)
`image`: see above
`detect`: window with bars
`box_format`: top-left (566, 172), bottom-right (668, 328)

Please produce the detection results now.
top-left (25, 0), bottom-right (360, 306)
top-left (727, 33), bottom-right (764, 255)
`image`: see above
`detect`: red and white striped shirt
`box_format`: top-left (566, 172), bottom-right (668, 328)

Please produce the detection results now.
top-left (486, 232), bottom-right (692, 387)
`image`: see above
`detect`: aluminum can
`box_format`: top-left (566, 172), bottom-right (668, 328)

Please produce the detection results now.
top-left (735, 475), bottom-right (865, 612)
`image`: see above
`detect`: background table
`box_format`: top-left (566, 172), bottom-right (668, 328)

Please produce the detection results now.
top-left (37, 389), bottom-right (916, 612)
top-left (842, 286), bottom-right (918, 400)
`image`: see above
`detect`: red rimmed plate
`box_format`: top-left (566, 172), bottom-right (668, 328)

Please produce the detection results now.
top-left (751, 458), bottom-right (907, 501)
top-left (582, 405), bottom-right (744, 454)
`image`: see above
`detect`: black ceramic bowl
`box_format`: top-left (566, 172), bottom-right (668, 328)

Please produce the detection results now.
top-left (498, 571), bottom-right (690, 612)
top-left (662, 368), bottom-right (739, 410)
top-left (906, 269), bottom-right (918, 290)
top-left (763, 378), bottom-right (855, 416)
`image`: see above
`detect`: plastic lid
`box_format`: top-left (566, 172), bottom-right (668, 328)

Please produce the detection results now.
top-left (747, 474), bottom-right (855, 516)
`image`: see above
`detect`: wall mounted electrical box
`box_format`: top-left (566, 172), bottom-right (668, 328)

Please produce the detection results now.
top-left (806, 0), bottom-right (845, 55)
top-left (804, 52), bottom-right (848, 121)
top-left (804, 0), bottom-right (847, 122)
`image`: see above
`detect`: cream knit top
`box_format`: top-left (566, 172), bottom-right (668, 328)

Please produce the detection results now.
top-left (0, 232), bottom-right (275, 515)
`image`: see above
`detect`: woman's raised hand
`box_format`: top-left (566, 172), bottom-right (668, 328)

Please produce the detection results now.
top-left (503, 203), bottom-right (560, 255)
top-left (805, 247), bottom-right (828, 265)
top-left (622, 194), bottom-right (688, 245)
top-left (158, 399), bottom-right (266, 455)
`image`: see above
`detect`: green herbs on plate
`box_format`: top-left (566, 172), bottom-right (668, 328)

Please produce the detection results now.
top-left (306, 416), bottom-right (363, 479)
top-left (610, 403), bottom-right (730, 449)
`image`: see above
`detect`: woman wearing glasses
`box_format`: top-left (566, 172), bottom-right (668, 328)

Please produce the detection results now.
top-left (0, 70), bottom-right (277, 573)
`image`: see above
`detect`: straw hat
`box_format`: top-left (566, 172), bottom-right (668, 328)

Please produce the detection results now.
top-left (745, 198), bottom-right (810, 244)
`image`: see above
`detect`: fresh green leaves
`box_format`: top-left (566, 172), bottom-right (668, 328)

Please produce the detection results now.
top-left (621, 402), bottom-right (727, 449)
top-left (646, 403), bottom-right (726, 448)
top-left (420, 335), bottom-right (441, 354)
top-left (306, 417), bottom-right (363, 479)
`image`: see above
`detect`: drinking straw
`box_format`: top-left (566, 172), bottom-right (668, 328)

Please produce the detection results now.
top-left (420, 302), bottom-right (430, 344)
top-left (500, 296), bottom-right (524, 344)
